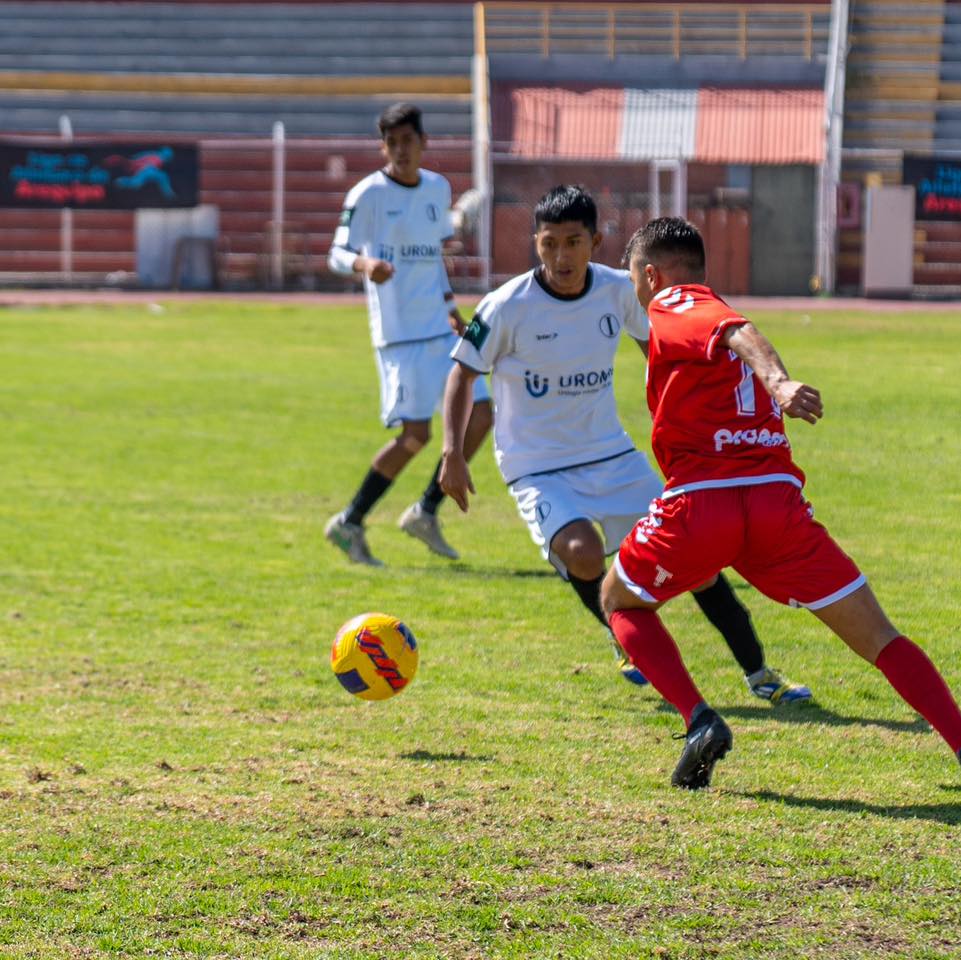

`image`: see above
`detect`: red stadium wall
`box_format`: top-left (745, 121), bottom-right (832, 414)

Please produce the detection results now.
top-left (0, 137), bottom-right (474, 287)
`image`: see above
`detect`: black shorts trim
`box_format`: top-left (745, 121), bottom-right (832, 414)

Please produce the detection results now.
top-left (506, 447), bottom-right (636, 486)
top-left (453, 358), bottom-right (489, 376)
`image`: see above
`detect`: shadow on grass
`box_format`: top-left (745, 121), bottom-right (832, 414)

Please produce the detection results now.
top-left (733, 789), bottom-right (961, 825)
top-left (654, 700), bottom-right (931, 735)
top-left (435, 565), bottom-right (555, 580)
top-left (400, 749), bottom-right (495, 762)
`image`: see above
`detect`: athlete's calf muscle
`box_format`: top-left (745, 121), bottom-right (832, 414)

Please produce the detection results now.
top-left (811, 582), bottom-right (900, 663)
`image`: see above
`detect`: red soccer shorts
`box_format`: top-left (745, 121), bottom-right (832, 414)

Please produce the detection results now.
top-left (614, 482), bottom-right (865, 609)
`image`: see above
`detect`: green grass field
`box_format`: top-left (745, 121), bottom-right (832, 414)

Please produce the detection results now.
top-left (0, 299), bottom-right (959, 959)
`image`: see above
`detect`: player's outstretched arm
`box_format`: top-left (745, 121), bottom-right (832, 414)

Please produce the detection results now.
top-left (724, 322), bottom-right (823, 424)
top-left (440, 361), bottom-right (480, 512)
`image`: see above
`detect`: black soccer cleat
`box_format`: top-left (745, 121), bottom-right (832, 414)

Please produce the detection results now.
top-left (671, 708), bottom-right (733, 790)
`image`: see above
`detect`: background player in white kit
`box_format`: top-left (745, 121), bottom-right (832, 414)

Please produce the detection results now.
top-left (440, 186), bottom-right (811, 702)
top-left (325, 103), bottom-right (492, 566)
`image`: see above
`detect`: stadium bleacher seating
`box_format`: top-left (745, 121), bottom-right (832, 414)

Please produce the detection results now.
top-left (840, 0), bottom-right (961, 294)
top-left (0, 1), bottom-right (474, 286)
top-left (6, 0), bottom-right (961, 295)
top-left (0, 1), bottom-right (474, 106)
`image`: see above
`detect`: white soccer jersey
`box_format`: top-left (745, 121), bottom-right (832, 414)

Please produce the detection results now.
top-left (330, 169), bottom-right (454, 347)
top-left (451, 263), bottom-right (649, 484)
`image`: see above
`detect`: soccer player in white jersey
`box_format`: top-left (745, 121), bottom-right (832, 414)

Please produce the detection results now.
top-left (325, 103), bottom-right (492, 567)
top-left (440, 186), bottom-right (810, 703)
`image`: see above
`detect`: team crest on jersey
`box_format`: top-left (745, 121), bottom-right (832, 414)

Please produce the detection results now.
top-left (463, 316), bottom-right (490, 350)
top-left (598, 314), bottom-right (620, 338)
top-left (338, 208), bottom-right (353, 226)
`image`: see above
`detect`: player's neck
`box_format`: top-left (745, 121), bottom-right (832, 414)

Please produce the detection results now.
top-left (383, 166), bottom-right (420, 187)
top-left (535, 264), bottom-right (593, 300)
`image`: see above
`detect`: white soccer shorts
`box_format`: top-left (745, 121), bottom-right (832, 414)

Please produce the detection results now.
top-left (375, 333), bottom-right (489, 427)
top-left (508, 450), bottom-right (663, 579)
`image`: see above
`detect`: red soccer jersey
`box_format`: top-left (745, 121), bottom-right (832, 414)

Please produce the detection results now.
top-left (645, 283), bottom-right (806, 494)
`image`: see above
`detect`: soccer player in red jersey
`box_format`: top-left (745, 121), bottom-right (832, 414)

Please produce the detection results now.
top-left (601, 217), bottom-right (961, 789)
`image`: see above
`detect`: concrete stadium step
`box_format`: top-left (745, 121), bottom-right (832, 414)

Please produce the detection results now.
top-left (0, 93), bottom-right (472, 137)
top-left (840, 154), bottom-right (903, 180)
top-left (844, 118), bottom-right (937, 137)
top-left (0, 1), bottom-right (473, 34)
top-left (914, 262), bottom-right (961, 284)
top-left (917, 241), bottom-right (961, 263)
top-left (0, 54), bottom-right (473, 76)
top-left (915, 221), bottom-right (961, 241)
top-left (845, 100), bottom-right (938, 120)
top-left (937, 61), bottom-right (961, 82)
top-left (0, 251), bottom-right (137, 271)
top-left (0, 37), bottom-right (471, 57)
top-left (843, 130), bottom-right (935, 147)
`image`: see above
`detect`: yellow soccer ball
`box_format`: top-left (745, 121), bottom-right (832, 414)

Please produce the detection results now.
top-left (331, 612), bottom-right (419, 701)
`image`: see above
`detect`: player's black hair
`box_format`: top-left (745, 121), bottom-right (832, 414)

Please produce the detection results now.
top-left (622, 217), bottom-right (706, 275)
top-left (533, 185), bottom-right (598, 234)
top-left (377, 102), bottom-right (424, 138)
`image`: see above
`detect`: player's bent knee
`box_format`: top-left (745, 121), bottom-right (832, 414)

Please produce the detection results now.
top-left (600, 564), bottom-right (662, 618)
top-left (600, 566), bottom-right (634, 617)
top-left (553, 529), bottom-right (605, 578)
top-left (398, 421), bottom-right (430, 452)
top-left (565, 552), bottom-right (605, 582)
top-left (552, 523), bottom-right (605, 580)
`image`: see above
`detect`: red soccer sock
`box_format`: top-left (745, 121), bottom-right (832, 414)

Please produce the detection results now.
top-left (875, 635), bottom-right (961, 754)
top-left (609, 608), bottom-right (704, 725)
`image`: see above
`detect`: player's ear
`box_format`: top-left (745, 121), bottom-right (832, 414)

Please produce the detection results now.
top-left (591, 232), bottom-right (603, 253)
top-left (645, 263), bottom-right (659, 290)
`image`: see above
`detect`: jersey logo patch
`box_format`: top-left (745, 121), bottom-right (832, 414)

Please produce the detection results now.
top-left (524, 370), bottom-right (549, 398)
top-left (463, 316), bottom-right (490, 350)
top-left (598, 314), bottom-right (620, 338)
top-left (338, 208), bottom-right (353, 226)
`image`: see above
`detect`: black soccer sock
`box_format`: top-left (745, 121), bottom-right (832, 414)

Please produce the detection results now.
top-left (343, 469), bottom-right (393, 526)
top-left (418, 459), bottom-right (445, 516)
top-left (569, 572), bottom-right (608, 628)
top-left (691, 573), bottom-right (764, 676)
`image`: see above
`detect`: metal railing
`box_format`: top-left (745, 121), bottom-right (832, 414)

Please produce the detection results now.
top-left (482, 2), bottom-right (830, 62)
top-left (0, 130), bottom-right (482, 290)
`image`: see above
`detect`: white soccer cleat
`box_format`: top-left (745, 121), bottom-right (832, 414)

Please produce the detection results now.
top-left (398, 502), bottom-right (460, 560)
top-left (324, 512), bottom-right (384, 567)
